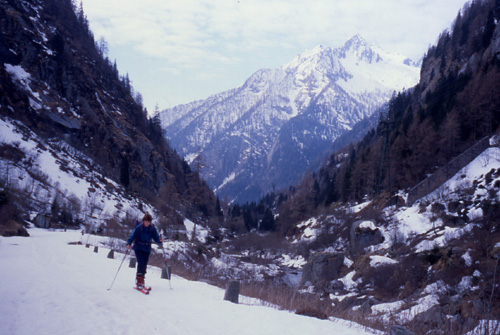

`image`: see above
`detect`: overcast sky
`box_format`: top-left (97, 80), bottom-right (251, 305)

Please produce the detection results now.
top-left (81, 0), bottom-right (467, 111)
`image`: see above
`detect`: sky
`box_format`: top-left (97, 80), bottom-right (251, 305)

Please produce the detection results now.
top-left (81, 0), bottom-right (468, 112)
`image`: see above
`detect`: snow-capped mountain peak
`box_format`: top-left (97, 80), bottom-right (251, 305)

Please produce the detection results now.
top-left (160, 35), bottom-right (420, 203)
top-left (338, 34), bottom-right (382, 64)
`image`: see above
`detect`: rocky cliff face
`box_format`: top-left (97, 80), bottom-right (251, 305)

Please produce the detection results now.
top-left (160, 35), bottom-right (419, 203)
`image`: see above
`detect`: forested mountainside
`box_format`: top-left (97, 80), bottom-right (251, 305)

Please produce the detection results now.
top-left (0, 0), bottom-right (219, 235)
top-left (274, 0), bottom-right (500, 226)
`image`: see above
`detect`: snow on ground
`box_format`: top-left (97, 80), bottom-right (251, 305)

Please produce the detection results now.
top-left (370, 300), bottom-right (405, 316)
top-left (292, 217), bottom-right (320, 243)
top-left (279, 254), bottom-right (307, 268)
top-left (370, 282), bottom-right (443, 324)
top-left (0, 228), bottom-right (379, 335)
top-left (369, 255), bottom-right (398, 267)
top-left (358, 220), bottom-right (377, 230)
top-left (426, 147), bottom-right (500, 201)
top-left (414, 224), bottom-right (474, 253)
top-left (376, 146), bottom-right (500, 253)
top-left (467, 320), bottom-right (500, 335)
top-left (339, 271), bottom-right (362, 291)
top-left (5, 64), bottom-right (32, 84)
top-left (0, 117), bottom-right (149, 226)
top-left (183, 218), bottom-right (209, 243)
top-left (350, 201), bottom-right (372, 214)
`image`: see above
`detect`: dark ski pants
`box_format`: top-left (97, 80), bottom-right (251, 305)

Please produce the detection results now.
top-left (134, 249), bottom-right (151, 275)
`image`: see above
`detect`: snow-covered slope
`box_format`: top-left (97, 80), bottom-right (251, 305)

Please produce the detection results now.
top-left (284, 139), bottom-right (500, 333)
top-left (0, 116), bottom-right (154, 231)
top-left (0, 0), bottom-right (217, 233)
top-left (0, 228), bottom-right (379, 335)
top-left (160, 35), bottom-right (419, 203)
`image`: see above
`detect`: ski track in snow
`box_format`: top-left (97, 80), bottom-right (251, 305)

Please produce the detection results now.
top-left (0, 229), bottom-right (378, 335)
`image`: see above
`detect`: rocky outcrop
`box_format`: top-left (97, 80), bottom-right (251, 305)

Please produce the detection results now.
top-left (34, 214), bottom-right (51, 229)
top-left (350, 220), bottom-right (384, 254)
top-left (301, 253), bottom-right (344, 286)
top-left (0, 219), bottom-right (29, 237)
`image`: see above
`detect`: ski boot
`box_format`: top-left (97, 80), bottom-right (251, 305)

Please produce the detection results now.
top-left (136, 273), bottom-right (145, 289)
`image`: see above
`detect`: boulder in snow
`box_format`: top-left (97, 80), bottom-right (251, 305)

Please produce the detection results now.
top-left (129, 258), bottom-right (136, 268)
top-left (35, 214), bottom-right (51, 228)
top-left (0, 219), bottom-right (29, 237)
top-left (301, 253), bottom-right (344, 286)
top-left (350, 220), bottom-right (384, 254)
top-left (224, 280), bottom-right (240, 304)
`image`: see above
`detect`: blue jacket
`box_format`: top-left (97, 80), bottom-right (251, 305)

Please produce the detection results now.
top-left (127, 223), bottom-right (161, 253)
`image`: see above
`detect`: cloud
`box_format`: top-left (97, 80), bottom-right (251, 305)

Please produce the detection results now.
top-left (81, 0), bottom-right (467, 107)
top-left (84, 0), bottom-right (466, 64)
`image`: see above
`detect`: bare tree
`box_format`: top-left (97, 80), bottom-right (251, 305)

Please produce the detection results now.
top-left (97, 36), bottom-right (109, 57)
top-left (440, 110), bottom-right (461, 159)
top-left (193, 152), bottom-right (205, 173)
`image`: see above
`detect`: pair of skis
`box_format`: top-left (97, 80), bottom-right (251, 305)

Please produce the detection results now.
top-left (133, 285), bottom-right (152, 295)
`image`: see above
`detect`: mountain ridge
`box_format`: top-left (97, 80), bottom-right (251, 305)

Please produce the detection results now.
top-left (160, 35), bottom-right (420, 203)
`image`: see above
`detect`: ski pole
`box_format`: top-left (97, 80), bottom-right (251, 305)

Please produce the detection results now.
top-left (108, 248), bottom-right (130, 291)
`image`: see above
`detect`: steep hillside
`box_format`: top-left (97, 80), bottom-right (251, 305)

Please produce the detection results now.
top-left (160, 35), bottom-right (419, 203)
top-left (285, 0), bottom-right (500, 215)
top-left (0, 0), bottom-right (218, 234)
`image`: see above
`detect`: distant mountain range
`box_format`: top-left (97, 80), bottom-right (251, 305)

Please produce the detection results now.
top-left (160, 35), bottom-right (420, 203)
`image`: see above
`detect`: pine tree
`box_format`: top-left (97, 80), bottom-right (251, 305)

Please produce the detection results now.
top-left (482, 10), bottom-right (496, 48)
top-left (119, 156), bottom-right (130, 188)
top-left (260, 208), bottom-right (275, 231)
top-left (216, 197), bottom-right (223, 216)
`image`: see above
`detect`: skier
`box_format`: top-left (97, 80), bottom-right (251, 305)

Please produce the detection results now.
top-left (126, 213), bottom-right (163, 290)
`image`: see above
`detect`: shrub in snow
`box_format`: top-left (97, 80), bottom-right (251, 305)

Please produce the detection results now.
top-left (431, 202), bottom-right (446, 214)
top-left (0, 218), bottom-right (29, 237)
top-left (295, 307), bottom-right (328, 320)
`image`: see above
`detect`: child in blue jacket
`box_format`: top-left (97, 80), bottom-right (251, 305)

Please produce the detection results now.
top-left (126, 213), bottom-right (163, 289)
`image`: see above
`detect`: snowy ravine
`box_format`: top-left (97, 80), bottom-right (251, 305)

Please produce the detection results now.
top-left (0, 229), bottom-right (380, 335)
